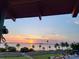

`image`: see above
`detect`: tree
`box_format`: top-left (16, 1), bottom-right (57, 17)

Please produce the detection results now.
top-left (54, 43), bottom-right (60, 50)
top-left (70, 43), bottom-right (79, 51)
top-left (29, 48), bottom-right (34, 52)
top-left (60, 42), bottom-right (65, 50)
top-left (65, 42), bottom-right (69, 49)
top-left (20, 47), bottom-right (29, 52)
top-left (70, 43), bottom-right (79, 55)
top-left (4, 43), bottom-right (9, 50)
top-left (47, 40), bottom-right (49, 43)
top-left (32, 45), bottom-right (35, 49)
top-left (7, 46), bottom-right (16, 52)
top-left (75, 43), bottom-right (79, 55)
top-left (46, 40), bottom-right (49, 50)
top-left (39, 44), bottom-right (42, 50)
top-left (70, 43), bottom-right (76, 50)
top-left (16, 43), bottom-right (20, 51)
top-left (42, 47), bottom-right (45, 51)
top-left (48, 45), bottom-right (51, 50)
top-left (0, 48), bottom-right (6, 52)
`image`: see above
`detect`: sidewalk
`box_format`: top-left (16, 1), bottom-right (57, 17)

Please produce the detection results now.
top-left (70, 56), bottom-right (79, 59)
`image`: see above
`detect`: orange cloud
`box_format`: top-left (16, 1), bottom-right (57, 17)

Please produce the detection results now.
top-left (4, 34), bottom-right (38, 43)
top-left (4, 34), bottom-right (66, 43)
top-left (25, 34), bottom-right (42, 39)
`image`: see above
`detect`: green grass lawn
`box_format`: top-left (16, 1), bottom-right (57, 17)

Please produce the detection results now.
top-left (0, 53), bottom-right (62, 59)
top-left (0, 57), bottom-right (30, 59)
top-left (33, 54), bottom-right (62, 59)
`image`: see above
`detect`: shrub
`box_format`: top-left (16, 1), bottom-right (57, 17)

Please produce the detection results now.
top-left (7, 46), bottom-right (16, 52)
top-left (20, 47), bottom-right (29, 52)
top-left (0, 48), bottom-right (6, 52)
top-left (29, 48), bottom-right (34, 52)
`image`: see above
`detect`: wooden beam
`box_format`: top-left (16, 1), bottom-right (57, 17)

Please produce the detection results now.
top-left (7, 8), bottom-right (16, 22)
top-left (37, 1), bottom-right (43, 20)
top-left (72, 7), bottom-right (79, 17)
top-left (10, 0), bottom-right (40, 6)
top-left (72, 0), bottom-right (79, 17)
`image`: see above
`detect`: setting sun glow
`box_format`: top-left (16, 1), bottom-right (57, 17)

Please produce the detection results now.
top-left (27, 39), bottom-right (34, 43)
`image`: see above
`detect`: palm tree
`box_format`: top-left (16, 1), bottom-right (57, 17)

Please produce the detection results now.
top-left (70, 43), bottom-right (79, 55)
top-left (70, 43), bottom-right (75, 50)
top-left (47, 40), bottom-right (49, 43)
top-left (39, 44), bottom-right (42, 50)
top-left (54, 43), bottom-right (60, 50)
top-left (46, 40), bottom-right (49, 50)
top-left (16, 43), bottom-right (20, 51)
top-left (4, 43), bottom-right (8, 50)
top-left (65, 42), bottom-right (69, 49)
top-left (48, 45), bottom-right (51, 50)
top-left (32, 45), bottom-right (35, 49)
top-left (20, 47), bottom-right (29, 52)
top-left (70, 43), bottom-right (79, 51)
top-left (42, 47), bottom-right (45, 51)
top-left (60, 42), bottom-right (65, 50)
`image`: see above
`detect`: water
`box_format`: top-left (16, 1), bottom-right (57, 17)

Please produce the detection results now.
top-left (0, 43), bottom-right (55, 51)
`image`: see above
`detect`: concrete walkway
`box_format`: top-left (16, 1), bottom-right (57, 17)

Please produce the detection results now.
top-left (21, 53), bottom-right (33, 59)
top-left (50, 55), bottom-right (79, 59)
top-left (25, 55), bottom-right (33, 59)
top-left (70, 56), bottom-right (79, 59)
top-left (0, 58), bottom-right (4, 59)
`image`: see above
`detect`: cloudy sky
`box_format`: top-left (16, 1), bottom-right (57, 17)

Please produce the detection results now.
top-left (4, 14), bottom-right (79, 43)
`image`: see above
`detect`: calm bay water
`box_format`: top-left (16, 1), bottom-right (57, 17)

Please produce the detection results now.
top-left (0, 43), bottom-right (55, 50)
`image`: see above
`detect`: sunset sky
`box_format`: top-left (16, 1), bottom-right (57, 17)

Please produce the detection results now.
top-left (4, 14), bottom-right (79, 43)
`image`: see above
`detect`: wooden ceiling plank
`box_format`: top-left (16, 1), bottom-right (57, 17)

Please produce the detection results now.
top-left (72, 0), bottom-right (79, 17)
